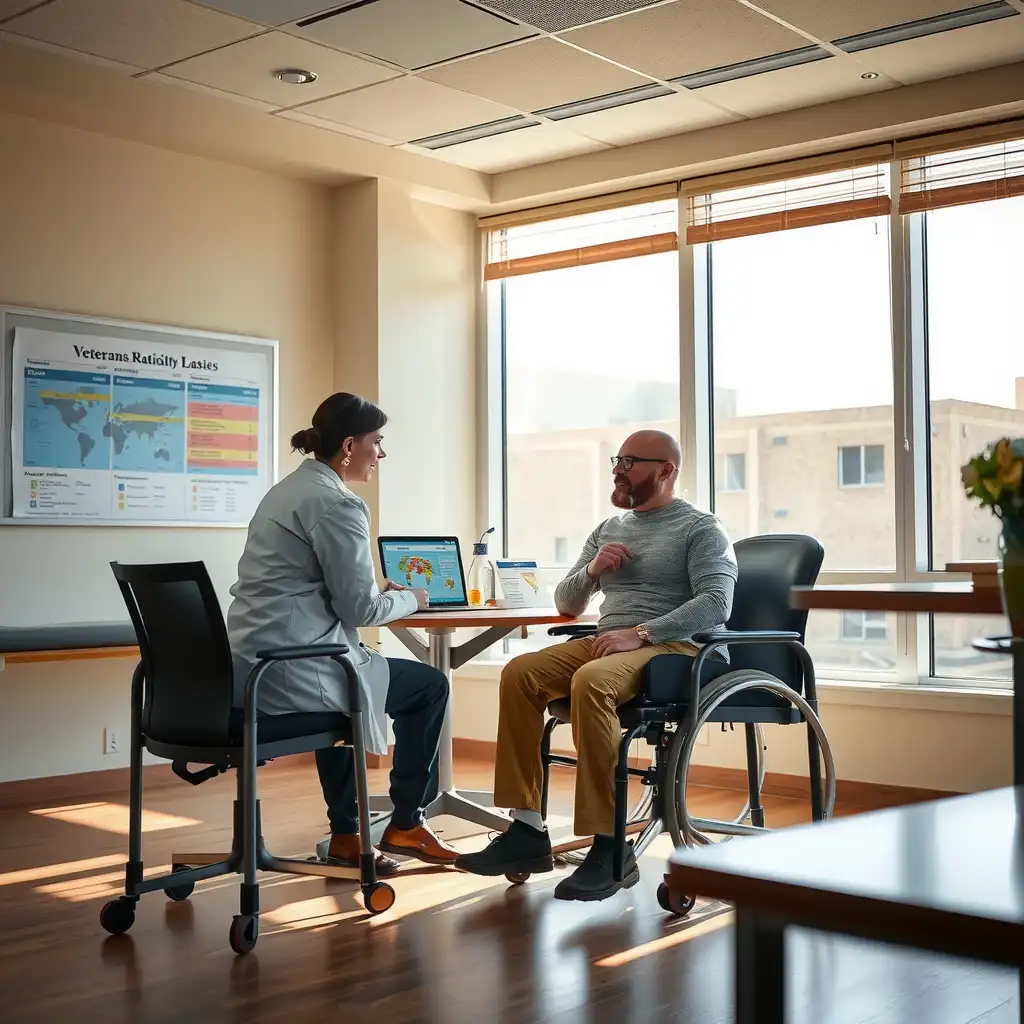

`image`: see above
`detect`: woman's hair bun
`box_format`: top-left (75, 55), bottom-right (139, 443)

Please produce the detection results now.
top-left (290, 426), bottom-right (322, 455)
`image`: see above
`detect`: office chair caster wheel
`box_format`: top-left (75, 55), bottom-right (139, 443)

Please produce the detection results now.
top-left (165, 865), bottom-right (195, 902)
top-left (363, 882), bottom-right (396, 915)
top-left (657, 882), bottom-right (695, 917)
top-left (100, 897), bottom-right (136, 936)
top-left (229, 914), bottom-right (259, 955)
top-left (505, 872), bottom-right (530, 885)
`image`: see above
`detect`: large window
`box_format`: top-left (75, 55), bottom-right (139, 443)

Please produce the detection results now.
top-left (496, 202), bottom-right (679, 567)
top-left (484, 132), bottom-right (1024, 688)
top-left (921, 192), bottom-right (1023, 682)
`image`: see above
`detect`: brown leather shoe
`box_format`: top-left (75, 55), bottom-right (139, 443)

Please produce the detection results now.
top-left (325, 833), bottom-right (400, 877)
top-left (378, 823), bottom-right (459, 865)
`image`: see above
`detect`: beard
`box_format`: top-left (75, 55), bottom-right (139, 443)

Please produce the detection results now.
top-left (611, 474), bottom-right (657, 509)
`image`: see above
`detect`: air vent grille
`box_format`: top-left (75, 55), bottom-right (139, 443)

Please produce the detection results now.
top-left (474, 0), bottom-right (664, 33)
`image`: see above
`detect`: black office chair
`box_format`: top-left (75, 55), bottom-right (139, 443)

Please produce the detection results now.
top-left (516, 534), bottom-right (836, 915)
top-left (99, 561), bottom-right (395, 955)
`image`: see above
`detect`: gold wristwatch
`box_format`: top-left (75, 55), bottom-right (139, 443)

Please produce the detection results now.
top-left (636, 624), bottom-right (653, 644)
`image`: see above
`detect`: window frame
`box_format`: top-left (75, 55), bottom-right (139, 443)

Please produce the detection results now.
top-left (480, 161), bottom-right (1014, 690)
top-left (837, 444), bottom-right (886, 489)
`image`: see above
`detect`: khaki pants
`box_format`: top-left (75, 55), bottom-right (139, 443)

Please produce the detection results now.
top-left (493, 637), bottom-right (697, 836)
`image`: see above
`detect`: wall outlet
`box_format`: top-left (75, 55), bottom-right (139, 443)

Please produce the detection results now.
top-left (103, 728), bottom-right (118, 755)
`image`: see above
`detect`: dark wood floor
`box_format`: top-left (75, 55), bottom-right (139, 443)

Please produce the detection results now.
top-left (0, 758), bottom-right (1018, 1024)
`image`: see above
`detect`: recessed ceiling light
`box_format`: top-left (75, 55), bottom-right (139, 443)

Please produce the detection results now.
top-left (861, 71), bottom-right (880, 80)
top-left (274, 68), bottom-right (317, 85)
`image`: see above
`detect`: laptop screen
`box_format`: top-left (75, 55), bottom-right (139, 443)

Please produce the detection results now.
top-left (378, 538), bottom-right (467, 608)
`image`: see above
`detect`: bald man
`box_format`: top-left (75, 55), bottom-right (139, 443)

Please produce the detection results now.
top-left (455, 430), bottom-right (738, 901)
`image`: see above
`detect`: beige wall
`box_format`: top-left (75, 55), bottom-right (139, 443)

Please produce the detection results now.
top-left (0, 115), bottom-right (479, 782)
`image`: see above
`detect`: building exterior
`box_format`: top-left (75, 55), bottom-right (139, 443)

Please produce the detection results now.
top-left (505, 384), bottom-right (1024, 681)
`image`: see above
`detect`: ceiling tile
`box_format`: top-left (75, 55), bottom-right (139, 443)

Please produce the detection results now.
top-left (856, 15), bottom-right (1024, 84)
top-left (750, 0), bottom-right (996, 44)
top-left (0, 0), bottom-right (44, 22)
top-left (291, 0), bottom-right (536, 70)
top-left (564, 89), bottom-right (741, 145)
top-left (411, 122), bottom-right (609, 172)
top-left (474, 0), bottom-right (665, 33)
top-left (189, 1), bottom-right (338, 26)
top-left (143, 71), bottom-right (279, 110)
top-left (422, 36), bottom-right (652, 111)
top-left (0, 28), bottom-right (144, 73)
top-left (4, 0), bottom-right (258, 69)
top-left (160, 30), bottom-right (397, 107)
top-left (292, 74), bottom-right (520, 141)
top-left (274, 107), bottom-right (402, 145)
top-left (563, 0), bottom-right (813, 79)
top-left (697, 53), bottom-right (896, 118)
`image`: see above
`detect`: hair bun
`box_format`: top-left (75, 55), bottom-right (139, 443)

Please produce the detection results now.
top-left (290, 426), bottom-right (321, 455)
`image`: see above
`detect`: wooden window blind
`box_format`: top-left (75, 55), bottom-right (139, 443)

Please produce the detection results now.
top-left (687, 163), bottom-right (890, 245)
top-left (899, 136), bottom-right (1024, 214)
top-left (484, 199), bottom-right (678, 281)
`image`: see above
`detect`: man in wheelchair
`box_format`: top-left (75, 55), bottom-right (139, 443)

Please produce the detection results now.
top-left (456, 430), bottom-right (738, 901)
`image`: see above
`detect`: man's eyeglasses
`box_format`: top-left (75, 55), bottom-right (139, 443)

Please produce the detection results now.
top-left (610, 456), bottom-right (666, 471)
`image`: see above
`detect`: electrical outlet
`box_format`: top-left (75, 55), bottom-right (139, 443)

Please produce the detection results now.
top-left (104, 728), bottom-right (118, 755)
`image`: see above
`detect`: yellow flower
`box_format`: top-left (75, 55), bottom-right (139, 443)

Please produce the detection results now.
top-left (983, 477), bottom-right (1002, 499)
top-left (1000, 459), bottom-right (1024, 490)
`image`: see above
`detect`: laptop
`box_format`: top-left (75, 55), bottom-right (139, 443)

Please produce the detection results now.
top-left (377, 536), bottom-right (469, 612)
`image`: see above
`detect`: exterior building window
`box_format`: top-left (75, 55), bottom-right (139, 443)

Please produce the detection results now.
top-left (553, 536), bottom-right (569, 565)
top-left (841, 611), bottom-right (888, 640)
top-left (838, 444), bottom-right (884, 487)
top-left (718, 453), bottom-right (746, 492)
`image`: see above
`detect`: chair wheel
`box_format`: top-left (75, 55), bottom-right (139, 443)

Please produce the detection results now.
top-left (165, 865), bottom-right (195, 902)
top-left (100, 897), bottom-right (136, 936)
top-left (505, 872), bottom-right (531, 885)
top-left (229, 914), bottom-right (259, 955)
top-left (657, 882), bottom-right (696, 917)
top-left (363, 882), bottom-right (396, 916)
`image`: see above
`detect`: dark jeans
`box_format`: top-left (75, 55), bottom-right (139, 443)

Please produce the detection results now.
top-left (315, 657), bottom-right (448, 834)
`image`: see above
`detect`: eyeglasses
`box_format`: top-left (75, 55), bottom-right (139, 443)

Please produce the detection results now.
top-left (610, 455), bottom-right (666, 471)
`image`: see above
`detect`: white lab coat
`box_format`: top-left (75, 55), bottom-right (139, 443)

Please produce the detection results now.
top-left (225, 458), bottom-right (417, 755)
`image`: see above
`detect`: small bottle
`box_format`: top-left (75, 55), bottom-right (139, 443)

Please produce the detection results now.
top-left (467, 527), bottom-right (500, 607)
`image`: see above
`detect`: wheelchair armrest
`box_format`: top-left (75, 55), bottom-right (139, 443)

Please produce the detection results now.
top-left (547, 624), bottom-right (598, 638)
top-left (693, 629), bottom-right (800, 644)
top-left (255, 643), bottom-right (351, 661)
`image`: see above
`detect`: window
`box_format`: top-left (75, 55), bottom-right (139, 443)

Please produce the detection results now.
top-left (718, 453), bottom-right (746, 492)
top-left (920, 190), bottom-right (1024, 680)
top-left (841, 610), bottom-right (888, 641)
top-left (702, 212), bottom-right (896, 579)
top-left (838, 444), bottom-right (885, 487)
top-left (494, 201), bottom-right (680, 567)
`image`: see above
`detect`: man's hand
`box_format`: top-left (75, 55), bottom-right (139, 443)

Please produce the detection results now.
top-left (591, 627), bottom-right (643, 659)
top-left (586, 542), bottom-right (632, 579)
top-left (411, 588), bottom-right (430, 611)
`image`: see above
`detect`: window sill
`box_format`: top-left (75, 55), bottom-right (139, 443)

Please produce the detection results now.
top-left (454, 660), bottom-right (1012, 716)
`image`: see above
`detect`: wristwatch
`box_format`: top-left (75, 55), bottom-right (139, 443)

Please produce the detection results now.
top-left (636, 624), bottom-right (653, 644)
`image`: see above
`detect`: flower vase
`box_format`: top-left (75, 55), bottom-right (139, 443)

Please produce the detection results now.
top-left (998, 523), bottom-right (1024, 638)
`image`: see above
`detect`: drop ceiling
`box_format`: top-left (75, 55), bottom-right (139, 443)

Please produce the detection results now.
top-left (0, 0), bottom-right (1022, 175)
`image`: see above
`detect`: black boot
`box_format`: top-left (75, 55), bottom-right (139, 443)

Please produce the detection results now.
top-left (454, 820), bottom-right (554, 876)
top-left (553, 835), bottom-right (639, 901)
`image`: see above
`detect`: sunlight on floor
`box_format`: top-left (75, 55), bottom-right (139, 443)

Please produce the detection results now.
top-left (29, 802), bottom-right (202, 835)
top-left (0, 853), bottom-right (124, 887)
top-left (35, 864), bottom-right (172, 903)
top-left (594, 906), bottom-right (734, 967)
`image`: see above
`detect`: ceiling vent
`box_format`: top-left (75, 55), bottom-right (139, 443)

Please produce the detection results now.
top-left (673, 45), bottom-right (830, 90)
top-left (535, 82), bottom-right (673, 119)
top-left (473, 0), bottom-right (664, 33)
top-left (834, 1), bottom-right (1017, 53)
top-left (409, 114), bottom-right (538, 149)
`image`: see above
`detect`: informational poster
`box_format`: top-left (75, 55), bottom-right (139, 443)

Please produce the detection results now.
top-left (10, 326), bottom-right (272, 523)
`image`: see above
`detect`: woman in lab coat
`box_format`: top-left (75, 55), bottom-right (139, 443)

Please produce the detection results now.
top-left (226, 392), bottom-right (458, 873)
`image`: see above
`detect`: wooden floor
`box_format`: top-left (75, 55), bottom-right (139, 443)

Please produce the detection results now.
top-left (0, 758), bottom-right (1018, 1024)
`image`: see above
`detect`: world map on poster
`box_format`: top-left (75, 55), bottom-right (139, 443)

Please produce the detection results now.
top-left (106, 378), bottom-right (185, 474)
top-left (23, 371), bottom-right (111, 471)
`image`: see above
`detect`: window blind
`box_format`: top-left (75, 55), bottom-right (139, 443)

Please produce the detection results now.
top-left (899, 136), bottom-right (1024, 214)
top-left (484, 199), bottom-right (678, 281)
top-left (686, 164), bottom-right (890, 245)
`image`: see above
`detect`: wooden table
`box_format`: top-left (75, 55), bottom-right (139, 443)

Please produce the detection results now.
top-left (668, 786), bottom-right (1024, 1024)
top-left (384, 606), bottom-right (580, 832)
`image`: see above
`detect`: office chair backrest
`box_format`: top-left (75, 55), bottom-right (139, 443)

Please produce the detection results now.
top-left (725, 534), bottom-right (824, 693)
top-left (110, 560), bottom-right (235, 746)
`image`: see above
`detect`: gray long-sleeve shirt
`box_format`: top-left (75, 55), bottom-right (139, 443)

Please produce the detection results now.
top-left (554, 498), bottom-right (738, 650)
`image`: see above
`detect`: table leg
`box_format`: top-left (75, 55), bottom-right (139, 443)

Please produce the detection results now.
top-left (390, 625), bottom-right (512, 834)
top-left (735, 907), bottom-right (785, 1024)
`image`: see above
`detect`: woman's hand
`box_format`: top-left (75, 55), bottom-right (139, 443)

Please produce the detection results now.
top-left (384, 579), bottom-right (407, 592)
top-left (412, 588), bottom-right (430, 610)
